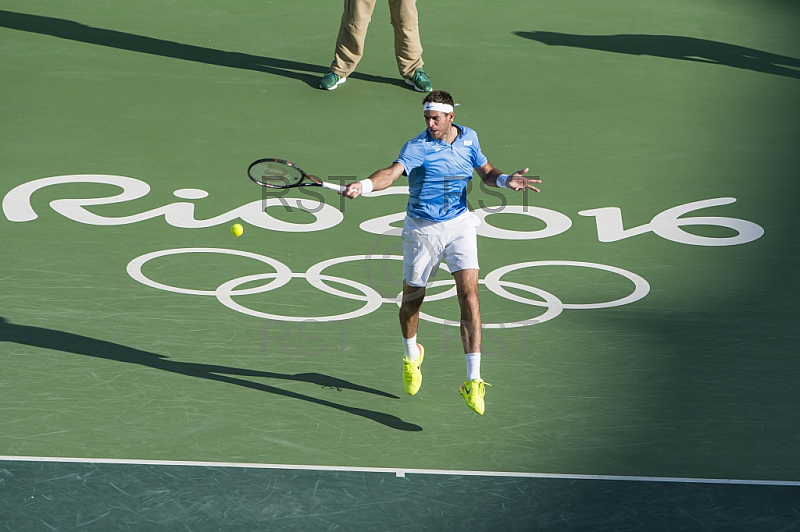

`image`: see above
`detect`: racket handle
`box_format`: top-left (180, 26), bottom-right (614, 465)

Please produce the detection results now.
top-left (321, 181), bottom-right (346, 193)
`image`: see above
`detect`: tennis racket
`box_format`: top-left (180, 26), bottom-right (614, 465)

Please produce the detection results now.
top-left (247, 158), bottom-right (344, 193)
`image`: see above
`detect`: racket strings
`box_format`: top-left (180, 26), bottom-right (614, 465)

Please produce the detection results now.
top-left (250, 161), bottom-right (304, 187)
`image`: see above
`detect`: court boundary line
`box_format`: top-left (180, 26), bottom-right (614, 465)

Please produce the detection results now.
top-left (2, 455), bottom-right (799, 486)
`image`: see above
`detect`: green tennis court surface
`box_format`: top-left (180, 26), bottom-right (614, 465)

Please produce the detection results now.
top-left (1, 1), bottom-right (799, 529)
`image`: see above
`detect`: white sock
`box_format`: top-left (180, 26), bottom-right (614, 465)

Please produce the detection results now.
top-left (465, 352), bottom-right (481, 381)
top-left (403, 335), bottom-right (420, 362)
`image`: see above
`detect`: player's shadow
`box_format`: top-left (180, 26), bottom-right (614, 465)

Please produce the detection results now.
top-left (0, 316), bottom-right (421, 432)
top-left (515, 31), bottom-right (800, 79)
top-left (0, 10), bottom-right (404, 89)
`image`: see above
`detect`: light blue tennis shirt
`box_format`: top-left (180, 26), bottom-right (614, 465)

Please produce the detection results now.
top-left (395, 125), bottom-right (488, 222)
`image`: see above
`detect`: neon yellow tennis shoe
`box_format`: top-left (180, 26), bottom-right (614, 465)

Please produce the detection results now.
top-left (459, 379), bottom-right (491, 415)
top-left (402, 344), bottom-right (424, 396)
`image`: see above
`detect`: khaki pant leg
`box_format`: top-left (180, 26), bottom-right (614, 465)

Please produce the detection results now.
top-left (390, 0), bottom-right (424, 78)
top-left (330, 0), bottom-right (379, 77)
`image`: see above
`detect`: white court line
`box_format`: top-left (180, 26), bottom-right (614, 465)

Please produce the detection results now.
top-left (1, 455), bottom-right (799, 486)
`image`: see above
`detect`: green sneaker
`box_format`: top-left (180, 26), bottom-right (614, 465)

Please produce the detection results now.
top-left (319, 71), bottom-right (346, 90)
top-left (459, 379), bottom-right (491, 415)
top-left (405, 68), bottom-right (432, 92)
top-left (402, 344), bottom-right (424, 396)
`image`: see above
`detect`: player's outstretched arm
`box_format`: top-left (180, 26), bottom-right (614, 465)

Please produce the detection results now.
top-left (477, 162), bottom-right (541, 192)
top-left (343, 162), bottom-right (406, 199)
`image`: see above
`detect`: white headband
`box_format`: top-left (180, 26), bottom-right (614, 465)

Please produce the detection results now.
top-left (423, 102), bottom-right (454, 114)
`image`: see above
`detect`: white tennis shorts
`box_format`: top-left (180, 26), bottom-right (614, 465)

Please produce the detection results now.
top-left (402, 211), bottom-right (480, 287)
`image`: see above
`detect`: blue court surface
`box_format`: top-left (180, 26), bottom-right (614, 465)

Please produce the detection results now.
top-left (1, 1), bottom-right (799, 530)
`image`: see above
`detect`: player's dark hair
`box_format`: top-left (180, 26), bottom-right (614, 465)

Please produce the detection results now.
top-left (423, 90), bottom-right (454, 107)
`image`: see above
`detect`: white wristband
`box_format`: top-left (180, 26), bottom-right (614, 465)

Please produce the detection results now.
top-left (358, 178), bottom-right (374, 194)
top-left (496, 174), bottom-right (509, 188)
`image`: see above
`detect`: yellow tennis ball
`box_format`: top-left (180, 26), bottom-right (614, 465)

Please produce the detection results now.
top-left (231, 223), bottom-right (243, 237)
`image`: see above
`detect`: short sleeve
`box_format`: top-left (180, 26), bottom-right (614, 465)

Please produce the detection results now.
top-left (395, 140), bottom-right (425, 176)
top-left (471, 132), bottom-right (488, 168)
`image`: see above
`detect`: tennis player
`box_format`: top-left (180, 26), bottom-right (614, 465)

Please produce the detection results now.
top-left (343, 90), bottom-right (540, 415)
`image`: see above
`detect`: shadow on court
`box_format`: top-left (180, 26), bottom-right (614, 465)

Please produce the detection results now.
top-left (0, 10), bottom-right (404, 89)
top-left (0, 316), bottom-right (422, 432)
top-left (3, 460), bottom-right (799, 531)
top-left (516, 31), bottom-right (800, 79)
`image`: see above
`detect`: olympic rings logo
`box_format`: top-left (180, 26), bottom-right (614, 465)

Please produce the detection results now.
top-left (126, 248), bottom-right (651, 328)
